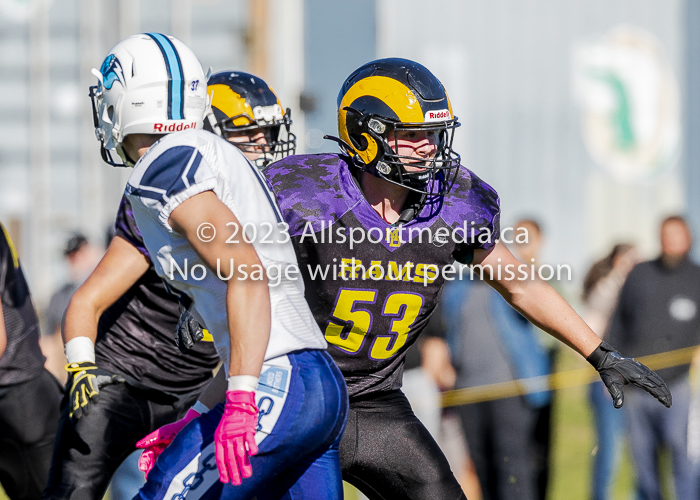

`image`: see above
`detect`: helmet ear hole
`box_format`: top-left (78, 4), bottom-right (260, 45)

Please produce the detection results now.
top-left (270, 125), bottom-right (281, 143)
top-left (349, 133), bottom-right (367, 150)
top-left (107, 105), bottom-right (114, 122)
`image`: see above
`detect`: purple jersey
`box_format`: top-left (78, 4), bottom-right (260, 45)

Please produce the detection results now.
top-left (265, 154), bottom-right (500, 397)
top-left (94, 196), bottom-right (219, 395)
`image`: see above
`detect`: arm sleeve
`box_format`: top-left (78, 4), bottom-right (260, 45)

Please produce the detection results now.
top-left (114, 195), bottom-right (151, 259)
top-left (127, 145), bottom-right (219, 232)
top-left (450, 171), bottom-right (501, 264)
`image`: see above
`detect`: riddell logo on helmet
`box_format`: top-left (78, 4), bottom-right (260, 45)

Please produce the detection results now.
top-left (424, 109), bottom-right (451, 122)
top-left (153, 122), bottom-right (197, 132)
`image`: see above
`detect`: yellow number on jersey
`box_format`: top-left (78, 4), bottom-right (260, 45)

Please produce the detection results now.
top-left (325, 289), bottom-right (377, 353)
top-left (324, 289), bottom-right (424, 359)
top-left (370, 292), bottom-right (424, 360)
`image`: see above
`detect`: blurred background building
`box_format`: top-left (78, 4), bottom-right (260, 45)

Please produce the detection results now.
top-left (0, 0), bottom-right (692, 307)
top-left (0, 0), bottom-right (700, 305)
top-left (2, 1), bottom-right (699, 498)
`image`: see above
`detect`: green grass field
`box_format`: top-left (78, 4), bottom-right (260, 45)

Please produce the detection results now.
top-left (1, 351), bottom-right (673, 500)
top-left (549, 349), bottom-right (635, 500)
top-left (548, 349), bottom-right (675, 500)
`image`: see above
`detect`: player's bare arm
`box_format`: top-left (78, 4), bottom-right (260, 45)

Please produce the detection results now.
top-left (475, 240), bottom-right (601, 357)
top-left (61, 237), bottom-right (147, 419)
top-left (63, 236), bottom-right (150, 345)
top-left (473, 240), bottom-right (671, 408)
top-left (168, 190), bottom-right (271, 379)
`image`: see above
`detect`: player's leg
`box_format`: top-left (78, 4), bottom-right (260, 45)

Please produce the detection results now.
top-left (43, 382), bottom-right (153, 500)
top-left (0, 369), bottom-right (61, 500)
top-left (137, 350), bottom-right (348, 500)
top-left (253, 435), bottom-right (343, 500)
top-left (105, 387), bottom-right (201, 499)
top-left (341, 390), bottom-right (465, 500)
top-left (252, 350), bottom-right (346, 500)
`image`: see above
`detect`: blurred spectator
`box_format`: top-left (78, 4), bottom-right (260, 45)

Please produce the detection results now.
top-left (511, 218), bottom-right (555, 500)
top-left (582, 243), bottom-right (638, 500)
top-left (42, 233), bottom-right (102, 383)
top-left (608, 216), bottom-right (700, 499)
top-left (403, 312), bottom-right (456, 437)
top-left (0, 222), bottom-right (62, 499)
top-left (439, 218), bottom-right (552, 500)
top-left (411, 304), bottom-right (482, 499)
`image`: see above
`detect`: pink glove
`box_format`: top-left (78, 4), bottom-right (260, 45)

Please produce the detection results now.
top-left (215, 390), bottom-right (259, 484)
top-left (136, 408), bottom-right (200, 478)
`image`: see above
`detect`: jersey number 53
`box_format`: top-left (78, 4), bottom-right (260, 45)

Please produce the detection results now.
top-left (324, 288), bottom-right (424, 360)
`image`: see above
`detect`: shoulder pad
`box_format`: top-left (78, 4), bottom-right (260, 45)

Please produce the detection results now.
top-left (440, 167), bottom-right (501, 249)
top-left (129, 145), bottom-right (205, 205)
top-left (265, 154), bottom-right (352, 237)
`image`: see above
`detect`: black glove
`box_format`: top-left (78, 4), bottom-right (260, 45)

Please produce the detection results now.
top-left (65, 362), bottom-right (125, 419)
top-left (587, 341), bottom-right (672, 409)
top-left (176, 307), bottom-right (204, 354)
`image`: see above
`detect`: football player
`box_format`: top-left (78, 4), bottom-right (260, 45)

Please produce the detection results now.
top-left (133, 71), bottom-right (299, 471)
top-left (204, 70), bottom-right (295, 168)
top-left (89, 33), bottom-right (348, 500)
top-left (262, 58), bottom-right (672, 499)
top-left (0, 222), bottom-right (62, 500)
top-left (44, 69), bottom-right (302, 500)
top-left (42, 194), bottom-right (221, 500)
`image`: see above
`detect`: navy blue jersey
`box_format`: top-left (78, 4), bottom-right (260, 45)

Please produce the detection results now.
top-left (265, 154), bottom-right (500, 397)
top-left (94, 196), bottom-right (219, 395)
top-left (0, 223), bottom-right (44, 386)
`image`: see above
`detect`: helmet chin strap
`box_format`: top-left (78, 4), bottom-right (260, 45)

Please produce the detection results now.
top-left (396, 191), bottom-right (427, 226)
top-left (115, 142), bottom-right (136, 168)
top-left (253, 152), bottom-right (274, 169)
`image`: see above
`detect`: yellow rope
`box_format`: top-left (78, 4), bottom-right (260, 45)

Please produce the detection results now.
top-left (440, 345), bottom-right (700, 408)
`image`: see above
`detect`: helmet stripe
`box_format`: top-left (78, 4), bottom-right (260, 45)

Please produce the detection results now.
top-left (339, 76), bottom-right (426, 124)
top-left (208, 84), bottom-right (253, 123)
top-left (146, 33), bottom-right (185, 121)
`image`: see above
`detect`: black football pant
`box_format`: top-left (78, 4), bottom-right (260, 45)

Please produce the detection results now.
top-left (42, 382), bottom-right (200, 500)
top-left (340, 390), bottom-right (466, 500)
top-left (0, 368), bottom-right (62, 500)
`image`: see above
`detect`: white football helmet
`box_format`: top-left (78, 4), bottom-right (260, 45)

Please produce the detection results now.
top-left (89, 33), bottom-right (209, 167)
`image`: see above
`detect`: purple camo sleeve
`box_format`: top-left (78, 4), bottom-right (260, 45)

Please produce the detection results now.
top-left (114, 195), bottom-right (151, 259)
top-left (264, 154), bottom-right (351, 237)
top-left (439, 167), bottom-right (501, 251)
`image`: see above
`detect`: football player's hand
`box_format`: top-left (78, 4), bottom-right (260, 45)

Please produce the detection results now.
top-left (214, 390), bottom-right (259, 484)
top-left (65, 362), bottom-right (125, 420)
top-left (136, 408), bottom-right (201, 478)
top-left (587, 341), bottom-right (672, 409)
top-left (176, 307), bottom-right (204, 354)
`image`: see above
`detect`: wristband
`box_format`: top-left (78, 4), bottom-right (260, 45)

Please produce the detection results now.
top-left (227, 375), bottom-right (259, 393)
top-left (191, 400), bottom-right (210, 415)
top-left (65, 337), bottom-right (96, 364)
top-left (586, 341), bottom-right (616, 370)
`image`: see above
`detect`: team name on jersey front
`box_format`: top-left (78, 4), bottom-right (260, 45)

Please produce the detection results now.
top-left (265, 153), bottom-right (500, 397)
